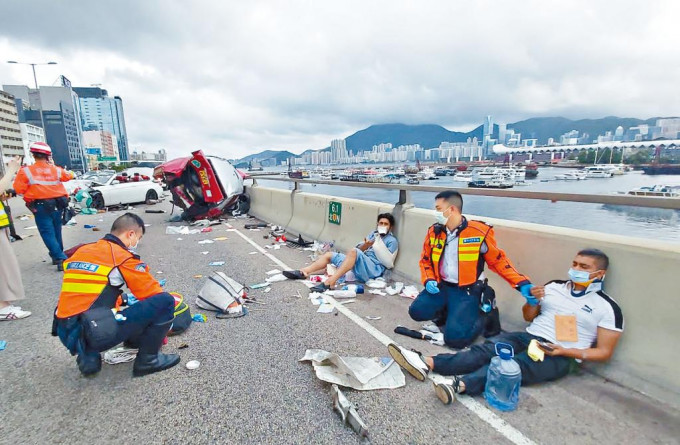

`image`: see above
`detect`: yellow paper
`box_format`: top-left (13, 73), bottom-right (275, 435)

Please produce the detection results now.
top-left (555, 314), bottom-right (578, 342)
top-left (528, 339), bottom-right (545, 362)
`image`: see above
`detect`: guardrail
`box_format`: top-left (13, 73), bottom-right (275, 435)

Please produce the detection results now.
top-left (251, 176), bottom-right (680, 210)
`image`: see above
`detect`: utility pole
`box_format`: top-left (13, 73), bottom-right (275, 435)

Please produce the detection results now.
top-left (6, 60), bottom-right (58, 135)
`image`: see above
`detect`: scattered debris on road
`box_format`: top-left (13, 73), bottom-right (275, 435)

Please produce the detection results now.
top-left (332, 384), bottom-right (369, 438)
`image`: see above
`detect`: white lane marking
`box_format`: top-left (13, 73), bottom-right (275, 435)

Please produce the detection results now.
top-left (233, 227), bottom-right (537, 445)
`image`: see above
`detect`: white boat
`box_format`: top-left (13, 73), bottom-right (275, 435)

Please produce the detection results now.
top-left (628, 185), bottom-right (680, 197)
top-left (473, 167), bottom-right (502, 180)
top-left (555, 171), bottom-right (587, 180)
top-left (584, 166), bottom-right (614, 178)
top-left (452, 171), bottom-right (473, 182)
top-left (600, 164), bottom-right (627, 175)
top-left (419, 168), bottom-right (438, 180)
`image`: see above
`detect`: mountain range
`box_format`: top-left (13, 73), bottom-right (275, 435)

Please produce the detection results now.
top-left (235, 116), bottom-right (673, 165)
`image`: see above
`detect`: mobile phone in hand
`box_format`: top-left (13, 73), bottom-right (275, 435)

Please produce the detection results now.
top-left (538, 341), bottom-right (554, 352)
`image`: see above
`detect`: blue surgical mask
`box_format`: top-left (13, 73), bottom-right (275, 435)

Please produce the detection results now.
top-left (435, 209), bottom-right (449, 225)
top-left (568, 268), bottom-right (596, 285)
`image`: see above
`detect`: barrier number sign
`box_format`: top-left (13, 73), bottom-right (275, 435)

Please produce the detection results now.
top-left (329, 201), bottom-right (342, 225)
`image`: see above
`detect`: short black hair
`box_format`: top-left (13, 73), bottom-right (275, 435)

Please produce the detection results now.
top-left (377, 212), bottom-right (395, 227)
top-left (577, 248), bottom-right (609, 270)
top-left (435, 190), bottom-right (463, 212)
top-left (111, 213), bottom-right (146, 235)
top-left (33, 153), bottom-right (49, 160)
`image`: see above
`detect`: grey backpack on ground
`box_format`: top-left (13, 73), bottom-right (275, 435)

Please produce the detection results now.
top-left (196, 272), bottom-right (247, 318)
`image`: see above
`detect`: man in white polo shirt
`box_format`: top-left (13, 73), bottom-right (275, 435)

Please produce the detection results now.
top-left (388, 248), bottom-right (624, 404)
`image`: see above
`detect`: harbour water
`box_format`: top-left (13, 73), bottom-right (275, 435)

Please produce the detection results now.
top-left (257, 166), bottom-right (680, 243)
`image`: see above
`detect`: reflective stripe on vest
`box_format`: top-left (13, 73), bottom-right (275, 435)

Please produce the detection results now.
top-left (456, 227), bottom-right (488, 286)
top-left (0, 201), bottom-right (9, 228)
top-left (24, 167), bottom-right (62, 186)
top-left (430, 235), bottom-right (445, 263)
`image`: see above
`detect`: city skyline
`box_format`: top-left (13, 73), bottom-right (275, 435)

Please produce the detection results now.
top-left (1, 1), bottom-right (679, 160)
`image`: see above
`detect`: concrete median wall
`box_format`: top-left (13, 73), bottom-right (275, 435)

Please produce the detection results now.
top-left (246, 183), bottom-right (680, 409)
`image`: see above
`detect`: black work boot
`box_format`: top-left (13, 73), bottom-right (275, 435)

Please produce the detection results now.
top-left (132, 320), bottom-right (180, 377)
top-left (57, 261), bottom-right (64, 272)
top-left (77, 351), bottom-right (102, 376)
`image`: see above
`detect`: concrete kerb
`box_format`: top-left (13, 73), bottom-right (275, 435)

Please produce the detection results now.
top-left (246, 184), bottom-right (680, 411)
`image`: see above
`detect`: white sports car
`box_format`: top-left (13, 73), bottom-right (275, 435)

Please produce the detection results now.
top-left (85, 172), bottom-right (165, 209)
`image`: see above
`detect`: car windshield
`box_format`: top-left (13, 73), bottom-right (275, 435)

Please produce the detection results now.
top-left (88, 173), bottom-right (115, 184)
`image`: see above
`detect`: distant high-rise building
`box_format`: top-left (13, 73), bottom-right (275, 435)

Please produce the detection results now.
top-left (3, 84), bottom-right (87, 171)
top-left (656, 118), bottom-right (680, 139)
top-left (498, 123), bottom-right (507, 145)
top-left (19, 123), bottom-right (45, 164)
top-left (330, 139), bottom-right (347, 163)
top-left (73, 87), bottom-right (129, 161)
top-left (482, 115), bottom-right (494, 158)
top-left (83, 130), bottom-right (119, 161)
top-left (0, 90), bottom-right (24, 164)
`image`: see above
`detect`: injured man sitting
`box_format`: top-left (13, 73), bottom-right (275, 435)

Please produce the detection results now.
top-left (388, 248), bottom-right (624, 405)
top-left (283, 213), bottom-right (398, 292)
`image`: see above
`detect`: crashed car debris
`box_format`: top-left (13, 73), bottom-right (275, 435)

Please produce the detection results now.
top-left (69, 170), bottom-right (164, 210)
top-left (154, 150), bottom-right (246, 221)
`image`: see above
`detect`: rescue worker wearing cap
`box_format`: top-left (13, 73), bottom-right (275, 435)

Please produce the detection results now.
top-left (54, 212), bottom-right (180, 377)
top-left (12, 142), bottom-right (74, 271)
top-left (410, 190), bottom-right (534, 349)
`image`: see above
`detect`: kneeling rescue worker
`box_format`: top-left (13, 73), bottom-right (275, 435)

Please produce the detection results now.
top-left (53, 213), bottom-right (180, 377)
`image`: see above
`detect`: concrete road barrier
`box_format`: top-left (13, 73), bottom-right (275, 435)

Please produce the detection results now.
top-left (246, 183), bottom-right (680, 409)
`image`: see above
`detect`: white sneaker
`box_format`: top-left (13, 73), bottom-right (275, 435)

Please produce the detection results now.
top-left (388, 343), bottom-right (429, 381)
top-left (0, 305), bottom-right (32, 321)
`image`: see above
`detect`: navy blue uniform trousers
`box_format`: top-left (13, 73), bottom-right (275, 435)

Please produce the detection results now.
top-left (409, 282), bottom-right (483, 349)
top-left (432, 331), bottom-right (572, 395)
top-left (32, 199), bottom-right (66, 261)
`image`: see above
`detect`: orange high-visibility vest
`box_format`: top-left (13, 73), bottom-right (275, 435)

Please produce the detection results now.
top-left (13, 160), bottom-right (73, 203)
top-left (419, 219), bottom-right (530, 288)
top-left (56, 237), bottom-right (163, 318)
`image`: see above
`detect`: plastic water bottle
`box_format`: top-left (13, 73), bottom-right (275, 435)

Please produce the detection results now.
top-left (484, 343), bottom-right (522, 411)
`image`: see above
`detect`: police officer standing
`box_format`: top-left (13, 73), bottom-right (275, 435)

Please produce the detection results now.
top-left (12, 142), bottom-right (74, 271)
top-left (54, 213), bottom-right (180, 377)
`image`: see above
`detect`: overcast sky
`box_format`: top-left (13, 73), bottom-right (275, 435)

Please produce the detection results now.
top-left (1, 1), bottom-right (678, 159)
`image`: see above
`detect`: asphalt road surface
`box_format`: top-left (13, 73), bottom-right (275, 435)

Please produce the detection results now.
top-left (1, 197), bottom-right (678, 444)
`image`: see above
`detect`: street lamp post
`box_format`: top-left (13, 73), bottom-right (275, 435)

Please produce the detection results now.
top-left (6, 60), bottom-right (58, 142)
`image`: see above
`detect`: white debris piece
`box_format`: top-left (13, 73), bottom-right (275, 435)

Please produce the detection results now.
top-left (385, 282), bottom-right (404, 295)
top-left (198, 240), bottom-right (214, 244)
top-left (266, 273), bottom-right (288, 283)
top-left (365, 278), bottom-right (387, 289)
top-left (266, 269), bottom-right (282, 275)
top-left (401, 285), bottom-right (420, 299)
top-left (368, 289), bottom-right (386, 296)
top-left (317, 303), bottom-right (335, 313)
top-left (165, 226), bottom-right (200, 235)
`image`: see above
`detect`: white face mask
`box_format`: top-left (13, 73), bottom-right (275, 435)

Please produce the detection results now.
top-left (435, 207), bottom-right (451, 225)
top-left (129, 232), bottom-right (140, 252)
top-left (377, 225), bottom-right (388, 235)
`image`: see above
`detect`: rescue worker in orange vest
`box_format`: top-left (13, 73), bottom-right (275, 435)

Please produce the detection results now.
top-left (53, 213), bottom-right (180, 377)
top-left (410, 190), bottom-right (534, 349)
top-left (12, 142), bottom-right (74, 271)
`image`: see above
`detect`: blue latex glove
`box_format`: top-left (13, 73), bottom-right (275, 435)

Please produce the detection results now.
top-left (425, 280), bottom-right (440, 294)
top-left (519, 283), bottom-right (538, 306)
top-left (127, 294), bottom-right (139, 306)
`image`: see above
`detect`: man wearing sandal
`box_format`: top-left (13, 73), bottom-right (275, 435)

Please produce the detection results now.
top-left (282, 213), bottom-right (398, 292)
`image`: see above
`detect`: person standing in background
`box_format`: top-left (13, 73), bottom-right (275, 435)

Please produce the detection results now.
top-left (0, 156), bottom-right (30, 320)
top-left (12, 142), bottom-right (74, 271)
